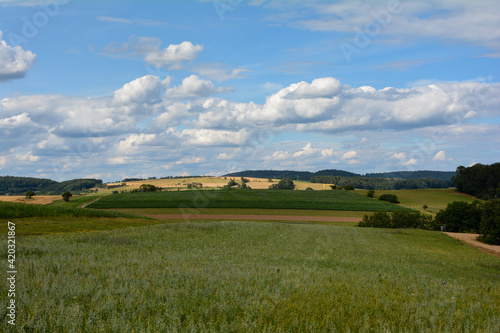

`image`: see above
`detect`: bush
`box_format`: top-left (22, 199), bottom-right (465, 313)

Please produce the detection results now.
top-left (478, 200), bottom-right (500, 245)
top-left (305, 187), bottom-right (314, 191)
top-left (359, 210), bottom-right (438, 230)
top-left (434, 201), bottom-right (482, 233)
top-left (379, 194), bottom-right (399, 204)
top-left (367, 190), bottom-right (375, 198)
top-left (344, 185), bottom-right (355, 191)
top-left (269, 178), bottom-right (295, 190)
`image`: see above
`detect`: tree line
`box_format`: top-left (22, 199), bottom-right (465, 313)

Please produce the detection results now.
top-left (310, 176), bottom-right (451, 190)
top-left (0, 176), bottom-right (103, 195)
top-left (452, 163), bottom-right (500, 200)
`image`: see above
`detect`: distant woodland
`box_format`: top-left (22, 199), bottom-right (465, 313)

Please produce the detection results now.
top-left (0, 176), bottom-right (103, 195)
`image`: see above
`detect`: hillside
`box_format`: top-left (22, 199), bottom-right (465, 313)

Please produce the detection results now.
top-left (0, 176), bottom-right (103, 195)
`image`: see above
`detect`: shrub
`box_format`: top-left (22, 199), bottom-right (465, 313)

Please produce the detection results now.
top-left (344, 185), bottom-right (355, 191)
top-left (478, 200), bottom-right (500, 245)
top-left (367, 190), bottom-right (375, 198)
top-left (359, 211), bottom-right (438, 230)
top-left (305, 187), bottom-right (314, 191)
top-left (434, 201), bottom-right (482, 233)
top-left (269, 178), bottom-right (295, 190)
top-left (379, 194), bottom-right (399, 204)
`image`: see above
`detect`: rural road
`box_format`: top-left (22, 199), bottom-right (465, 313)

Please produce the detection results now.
top-left (445, 232), bottom-right (500, 257)
top-left (146, 214), bottom-right (362, 223)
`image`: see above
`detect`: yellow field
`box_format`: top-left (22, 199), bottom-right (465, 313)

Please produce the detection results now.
top-left (0, 195), bottom-right (62, 205)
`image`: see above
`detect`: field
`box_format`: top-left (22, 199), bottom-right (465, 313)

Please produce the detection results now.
top-left (0, 195), bottom-right (62, 205)
top-left (356, 189), bottom-right (480, 214)
top-left (2, 222), bottom-right (499, 332)
top-left (87, 189), bottom-right (411, 211)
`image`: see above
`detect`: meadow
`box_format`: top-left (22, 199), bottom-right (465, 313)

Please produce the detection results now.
top-left (87, 189), bottom-right (412, 211)
top-left (2, 222), bottom-right (499, 332)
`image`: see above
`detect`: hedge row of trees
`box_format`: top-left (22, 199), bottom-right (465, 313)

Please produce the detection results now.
top-left (310, 175), bottom-right (451, 190)
top-left (359, 200), bottom-right (500, 245)
top-left (0, 176), bottom-right (103, 195)
top-left (453, 163), bottom-right (500, 200)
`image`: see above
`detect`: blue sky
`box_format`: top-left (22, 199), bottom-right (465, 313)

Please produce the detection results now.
top-left (1, 0), bottom-right (499, 181)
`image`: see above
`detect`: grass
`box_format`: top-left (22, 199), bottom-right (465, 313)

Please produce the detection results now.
top-left (49, 195), bottom-right (103, 208)
top-left (355, 189), bottom-right (479, 214)
top-left (0, 201), bottom-right (148, 220)
top-left (109, 207), bottom-right (371, 218)
top-left (1, 222), bottom-right (498, 332)
top-left (87, 189), bottom-right (412, 211)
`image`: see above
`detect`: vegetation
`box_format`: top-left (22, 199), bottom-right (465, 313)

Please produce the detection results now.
top-left (358, 211), bottom-right (438, 230)
top-left (0, 176), bottom-right (102, 195)
top-left (364, 170), bottom-right (456, 181)
top-left (367, 189), bottom-right (375, 197)
top-left (140, 184), bottom-right (158, 192)
top-left (2, 222), bottom-right (498, 332)
top-left (435, 200), bottom-right (500, 245)
top-left (0, 201), bottom-right (148, 220)
top-left (311, 175), bottom-right (451, 190)
top-left (87, 189), bottom-right (411, 211)
top-left (269, 177), bottom-right (295, 190)
top-left (453, 162), bottom-right (500, 200)
top-left (62, 191), bottom-right (73, 202)
top-left (25, 190), bottom-right (35, 199)
top-left (379, 194), bottom-right (399, 204)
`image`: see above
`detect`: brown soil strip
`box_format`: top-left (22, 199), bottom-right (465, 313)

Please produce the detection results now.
top-left (445, 232), bottom-right (500, 258)
top-left (146, 214), bottom-right (362, 223)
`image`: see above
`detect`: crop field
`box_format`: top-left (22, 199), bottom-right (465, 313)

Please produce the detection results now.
top-left (2, 222), bottom-right (498, 332)
top-left (87, 189), bottom-right (411, 211)
top-left (356, 189), bottom-right (479, 214)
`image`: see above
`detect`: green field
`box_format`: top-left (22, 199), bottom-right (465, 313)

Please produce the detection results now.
top-left (356, 189), bottom-right (479, 214)
top-left (87, 189), bottom-right (411, 211)
top-left (3, 222), bottom-right (498, 332)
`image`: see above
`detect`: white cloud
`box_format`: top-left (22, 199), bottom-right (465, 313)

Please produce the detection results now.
top-left (0, 31), bottom-right (36, 81)
top-left (342, 150), bottom-right (357, 160)
top-left (391, 152), bottom-right (407, 161)
top-left (433, 150), bottom-right (453, 162)
top-left (403, 158), bottom-right (419, 166)
top-left (191, 63), bottom-right (250, 82)
top-left (113, 75), bottom-right (166, 106)
top-left (166, 75), bottom-right (233, 99)
top-left (144, 41), bottom-right (203, 70)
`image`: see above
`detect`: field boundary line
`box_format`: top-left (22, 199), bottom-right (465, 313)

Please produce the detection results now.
top-left (80, 197), bottom-right (101, 208)
top-left (145, 214), bottom-right (362, 222)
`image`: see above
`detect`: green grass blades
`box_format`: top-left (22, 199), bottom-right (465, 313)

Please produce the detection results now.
top-left (2, 222), bottom-right (499, 332)
top-left (87, 189), bottom-right (412, 211)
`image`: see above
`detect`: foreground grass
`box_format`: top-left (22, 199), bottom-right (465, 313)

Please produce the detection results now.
top-left (356, 189), bottom-right (479, 214)
top-left (2, 222), bottom-right (499, 332)
top-left (88, 189), bottom-right (411, 211)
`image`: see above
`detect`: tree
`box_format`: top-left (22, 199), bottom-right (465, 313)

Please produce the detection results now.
top-left (330, 185), bottom-right (337, 190)
top-left (479, 200), bottom-right (500, 245)
top-left (379, 194), bottom-right (399, 204)
top-left (434, 201), bottom-right (482, 233)
top-left (344, 185), bottom-right (355, 191)
top-left (367, 190), bottom-right (375, 198)
top-left (269, 178), bottom-right (295, 190)
top-left (241, 177), bottom-right (250, 183)
top-left (140, 184), bottom-right (158, 192)
top-left (62, 192), bottom-right (73, 202)
top-left (227, 179), bottom-right (237, 187)
top-left (25, 190), bottom-right (35, 199)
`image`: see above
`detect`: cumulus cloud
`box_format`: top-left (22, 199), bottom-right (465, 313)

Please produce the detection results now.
top-left (433, 150), bottom-right (453, 162)
top-left (103, 37), bottom-right (203, 70)
top-left (113, 75), bottom-right (168, 106)
top-left (144, 41), bottom-right (203, 69)
top-left (166, 75), bottom-right (233, 99)
top-left (0, 31), bottom-right (36, 81)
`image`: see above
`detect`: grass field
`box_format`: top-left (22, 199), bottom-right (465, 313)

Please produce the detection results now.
top-left (356, 189), bottom-right (479, 214)
top-left (2, 222), bottom-right (498, 332)
top-left (87, 189), bottom-right (411, 211)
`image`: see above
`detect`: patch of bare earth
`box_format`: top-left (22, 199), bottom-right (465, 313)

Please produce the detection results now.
top-left (0, 195), bottom-right (62, 205)
top-left (146, 214), bottom-right (361, 223)
top-left (445, 232), bottom-right (500, 258)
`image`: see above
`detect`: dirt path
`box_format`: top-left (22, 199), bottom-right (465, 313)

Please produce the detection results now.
top-left (80, 197), bottom-right (101, 208)
top-left (445, 232), bottom-right (500, 258)
top-left (146, 214), bottom-right (362, 223)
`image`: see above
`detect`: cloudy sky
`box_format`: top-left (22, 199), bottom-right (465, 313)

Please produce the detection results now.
top-left (1, 0), bottom-right (499, 181)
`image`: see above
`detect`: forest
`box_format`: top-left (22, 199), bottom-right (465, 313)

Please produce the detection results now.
top-left (453, 163), bottom-right (500, 200)
top-left (0, 176), bottom-right (103, 195)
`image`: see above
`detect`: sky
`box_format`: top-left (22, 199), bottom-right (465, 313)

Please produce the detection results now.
top-left (0, 0), bottom-right (499, 182)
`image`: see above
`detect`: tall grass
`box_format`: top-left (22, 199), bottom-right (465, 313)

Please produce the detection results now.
top-left (0, 201), bottom-right (147, 219)
top-left (2, 222), bottom-right (499, 332)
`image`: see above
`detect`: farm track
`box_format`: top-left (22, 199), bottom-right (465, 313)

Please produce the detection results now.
top-left (146, 214), bottom-right (362, 223)
top-left (445, 232), bottom-right (500, 257)
top-left (80, 197), bottom-right (101, 208)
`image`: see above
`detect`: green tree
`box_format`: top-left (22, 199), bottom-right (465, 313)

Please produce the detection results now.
top-left (269, 178), bottom-right (295, 190)
top-left (367, 190), bottom-right (375, 198)
top-left (140, 184), bottom-right (158, 192)
top-left (62, 192), bottom-right (73, 202)
top-left (25, 190), bottom-right (35, 199)
top-left (379, 194), bottom-right (399, 204)
top-left (478, 200), bottom-right (500, 245)
top-left (241, 177), bottom-right (250, 183)
top-left (227, 179), bottom-right (237, 187)
top-left (344, 185), bottom-right (355, 191)
top-left (434, 201), bottom-right (482, 233)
